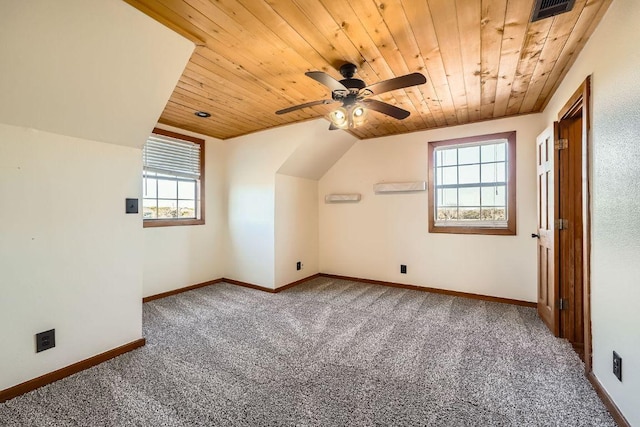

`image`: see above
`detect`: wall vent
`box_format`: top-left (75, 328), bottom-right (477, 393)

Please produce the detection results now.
top-left (531, 0), bottom-right (576, 22)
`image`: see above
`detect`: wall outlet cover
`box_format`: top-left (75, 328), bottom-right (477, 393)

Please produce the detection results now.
top-left (613, 351), bottom-right (622, 381)
top-left (36, 329), bottom-right (56, 353)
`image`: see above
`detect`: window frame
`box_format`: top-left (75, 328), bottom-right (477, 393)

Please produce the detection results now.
top-left (143, 128), bottom-right (205, 228)
top-left (428, 131), bottom-right (516, 236)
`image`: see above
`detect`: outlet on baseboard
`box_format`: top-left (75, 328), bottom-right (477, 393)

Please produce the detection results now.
top-left (36, 329), bottom-right (56, 353)
top-left (400, 264), bottom-right (407, 274)
top-left (613, 351), bottom-right (622, 381)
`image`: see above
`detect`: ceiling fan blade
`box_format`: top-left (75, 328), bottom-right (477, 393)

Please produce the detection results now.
top-left (362, 72), bottom-right (427, 96)
top-left (362, 99), bottom-right (411, 120)
top-left (305, 71), bottom-right (349, 92)
top-left (275, 99), bottom-right (336, 115)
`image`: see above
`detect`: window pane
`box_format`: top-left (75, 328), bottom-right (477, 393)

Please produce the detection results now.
top-left (481, 186), bottom-right (497, 206)
top-left (178, 180), bottom-right (196, 200)
top-left (481, 164), bottom-right (497, 183)
top-left (459, 207), bottom-right (481, 220)
top-left (157, 199), bottom-right (177, 218)
top-left (496, 161), bottom-right (506, 182)
top-left (158, 179), bottom-right (177, 199)
top-left (441, 166), bottom-right (458, 185)
top-left (480, 142), bottom-right (505, 162)
top-left (459, 164), bottom-right (479, 184)
top-left (495, 185), bottom-right (506, 206)
top-left (143, 178), bottom-right (157, 198)
top-left (143, 198), bottom-right (157, 219)
top-left (495, 143), bottom-right (506, 161)
top-left (437, 208), bottom-right (458, 220)
top-left (438, 188), bottom-right (458, 207)
top-left (459, 187), bottom-right (480, 206)
top-left (439, 148), bottom-right (457, 166)
top-left (480, 144), bottom-right (496, 162)
top-left (178, 200), bottom-right (195, 218)
top-left (480, 207), bottom-right (506, 221)
top-left (458, 146), bottom-right (479, 165)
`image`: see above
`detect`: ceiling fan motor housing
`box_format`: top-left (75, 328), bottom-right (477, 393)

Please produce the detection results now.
top-left (339, 62), bottom-right (358, 78)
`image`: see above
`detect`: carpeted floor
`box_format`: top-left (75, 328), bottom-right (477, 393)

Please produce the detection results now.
top-left (0, 278), bottom-right (616, 426)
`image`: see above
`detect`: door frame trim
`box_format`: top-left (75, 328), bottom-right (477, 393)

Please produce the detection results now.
top-left (557, 76), bottom-right (592, 373)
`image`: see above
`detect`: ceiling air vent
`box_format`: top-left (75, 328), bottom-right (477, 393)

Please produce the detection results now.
top-left (531, 0), bottom-right (576, 22)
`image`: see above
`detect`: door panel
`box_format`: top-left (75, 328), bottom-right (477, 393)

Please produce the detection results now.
top-left (558, 115), bottom-right (584, 353)
top-left (536, 124), bottom-right (559, 336)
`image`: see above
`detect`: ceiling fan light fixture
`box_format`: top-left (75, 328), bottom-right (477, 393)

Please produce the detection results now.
top-left (330, 107), bottom-right (349, 129)
top-left (351, 104), bottom-right (367, 128)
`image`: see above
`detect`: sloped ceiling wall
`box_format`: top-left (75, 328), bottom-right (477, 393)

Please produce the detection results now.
top-left (277, 120), bottom-right (357, 180)
top-left (0, 0), bottom-right (194, 148)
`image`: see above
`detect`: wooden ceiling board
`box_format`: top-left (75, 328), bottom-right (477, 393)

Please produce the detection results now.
top-left (401, 0), bottom-right (458, 126)
top-left (123, 0), bottom-right (612, 140)
top-left (492, 0), bottom-right (533, 118)
top-left (479, 0), bottom-right (508, 120)
top-left (456, 0), bottom-right (482, 122)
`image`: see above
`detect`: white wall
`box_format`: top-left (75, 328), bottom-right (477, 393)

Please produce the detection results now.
top-left (542, 0), bottom-right (640, 423)
top-left (275, 174), bottom-right (319, 287)
top-left (0, 0), bottom-right (193, 149)
top-left (226, 119), bottom-right (356, 289)
top-left (0, 125), bottom-right (143, 390)
top-left (142, 126), bottom-right (227, 298)
top-left (0, 0), bottom-right (192, 391)
top-left (319, 114), bottom-right (544, 302)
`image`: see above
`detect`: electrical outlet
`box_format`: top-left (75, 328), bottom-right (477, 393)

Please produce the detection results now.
top-left (613, 351), bottom-right (622, 381)
top-left (36, 329), bottom-right (56, 353)
top-left (400, 264), bottom-right (407, 274)
top-left (296, 261), bottom-right (302, 271)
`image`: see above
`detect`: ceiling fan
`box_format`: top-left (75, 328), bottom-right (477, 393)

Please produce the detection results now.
top-left (275, 63), bottom-right (427, 130)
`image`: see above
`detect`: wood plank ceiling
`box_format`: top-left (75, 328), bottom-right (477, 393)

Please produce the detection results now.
top-left (124, 0), bottom-right (612, 140)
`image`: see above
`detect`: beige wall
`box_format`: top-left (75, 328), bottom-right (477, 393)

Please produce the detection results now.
top-left (275, 174), bottom-right (319, 288)
top-left (225, 124), bottom-right (305, 288)
top-left (542, 0), bottom-right (640, 423)
top-left (0, 125), bottom-right (144, 390)
top-left (0, 0), bottom-right (192, 391)
top-left (319, 114), bottom-right (545, 302)
top-left (226, 119), bottom-right (356, 289)
top-left (0, 0), bottom-right (193, 149)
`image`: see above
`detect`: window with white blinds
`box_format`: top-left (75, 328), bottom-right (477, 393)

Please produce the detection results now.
top-left (143, 134), bottom-right (201, 179)
top-left (142, 129), bottom-right (205, 226)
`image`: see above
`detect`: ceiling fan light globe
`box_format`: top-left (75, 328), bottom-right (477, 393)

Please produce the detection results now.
top-left (330, 107), bottom-right (348, 128)
top-left (351, 105), bottom-right (367, 127)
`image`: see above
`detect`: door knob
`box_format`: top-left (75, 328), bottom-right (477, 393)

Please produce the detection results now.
top-left (531, 233), bottom-right (540, 238)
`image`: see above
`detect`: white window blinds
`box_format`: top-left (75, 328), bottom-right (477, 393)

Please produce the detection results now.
top-left (143, 134), bottom-right (201, 179)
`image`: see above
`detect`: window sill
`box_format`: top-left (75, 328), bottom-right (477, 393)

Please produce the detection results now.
top-left (429, 224), bottom-right (516, 236)
top-left (143, 219), bottom-right (205, 228)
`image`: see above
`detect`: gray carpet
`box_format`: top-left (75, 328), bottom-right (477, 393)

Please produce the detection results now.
top-left (0, 278), bottom-right (616, 426)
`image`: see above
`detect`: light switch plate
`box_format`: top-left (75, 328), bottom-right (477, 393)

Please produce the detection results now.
top-left (126, 198), bottom-right (139, 214)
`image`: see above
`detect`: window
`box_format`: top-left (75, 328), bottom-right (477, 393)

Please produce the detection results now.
top-left (428, 131), bottom-right (516, 235)
top-left (143, 128), bottom-right (204, 227)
